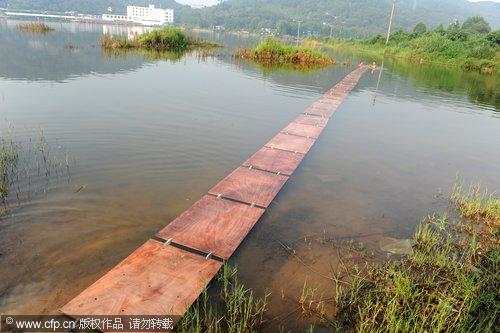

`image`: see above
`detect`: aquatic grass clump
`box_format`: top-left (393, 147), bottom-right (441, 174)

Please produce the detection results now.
top-left (332, 214), bottom-right (499, 333)
top-left (1, 124), bottom-right (73, 215)
top-left (101, 27), bottom-right (220, 52)
top-left (0, 126), bottom-right (19, 201)
top-left (17, 22), bottom-right (54, 34)
top-left (235, 39), bottom-right (336, 69)
top-left (176, 264), bottom-right (269, 333)
top-left (452, 179), bottom-right (500, 228)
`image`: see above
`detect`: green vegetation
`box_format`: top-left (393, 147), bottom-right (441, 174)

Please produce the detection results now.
top-left (176, 264), bottom-right (268, 333)
top-left (235, 39), bottom-right (336, 69)
top-left (17, 22), bottom-right (54, 34)
top-left (101, 27), bottom-right (219, 52)
top-left (0, 124), bottom-right (72, 214)
top-left (316, 16), bottom-right (500, 73)
top-left (452, 179), bottom-right (500, 230)
top-left (0, 125), bottom-right (18, 201)
top-left (333, 216), bottom-right (499, 332)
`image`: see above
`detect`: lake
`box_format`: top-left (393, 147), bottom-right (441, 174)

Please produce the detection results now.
top-left (0, 19), bottom-right (499, 331)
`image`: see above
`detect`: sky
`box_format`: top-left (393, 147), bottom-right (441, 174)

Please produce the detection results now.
top-left (176, 0), bottom-right (500, 6)
top-left (176, 0), bottom-right (220, 7)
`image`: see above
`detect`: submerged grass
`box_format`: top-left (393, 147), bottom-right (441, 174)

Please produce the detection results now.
top-left (101, 27), bottom-right (220, 52)
top-left (17, 22), bottom-right (54, 34)
top-left (0, 124), bottom-right (19, 201)
top-left (235, 38), bottom-right (336, 69)
top-left (176, 264), bottom-right (268, 333)
top-left (0, 124), bottom-right (72, 215)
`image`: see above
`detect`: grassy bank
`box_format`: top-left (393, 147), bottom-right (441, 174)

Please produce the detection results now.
top-left (334, 217), bottom-right (498, 332)
top-left (235, 38), bottom-right (336, 69)
top-left (313, 19), bottom-right (500, 74)
top-left (101, 27), bottom-right (220, 52)
top-left (178, 181), bottom-right (499, 332)
top-left (17, 22), bottom-right (54, 34)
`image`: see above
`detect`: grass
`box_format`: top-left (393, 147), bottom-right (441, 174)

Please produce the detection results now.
top-left (101, 27), bottom-right (220, 52)
top-left (313, 27), bottom-right (500, 74)
top-left (0, 124), bottom-right (72, 214)
top-left (452, 179), bottom-right (500, 227)
top-left (332, 215), bottom-right (499, 332)
top-left (17, 22), bottom-right (54, 34)
top-left (0, 124), bottom-right (19, 201)
top-left (176, 264), bottom-right (269, 333)
top-left (235, 38), bottom-right (336, 69)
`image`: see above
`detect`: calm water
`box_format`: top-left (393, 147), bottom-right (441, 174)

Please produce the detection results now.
top-left (0, 19), bottom-right (499, 330)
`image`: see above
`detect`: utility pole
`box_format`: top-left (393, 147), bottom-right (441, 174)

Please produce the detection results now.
top-left (324, 12), bottom-right (337, 39)
top-left (385, 0), bottom-right (396, 45)
top-left (296, 20), bottom-right (302, 46)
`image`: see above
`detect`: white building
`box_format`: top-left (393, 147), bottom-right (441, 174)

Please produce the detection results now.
top-left (102, 5), bottom-right (173, 26)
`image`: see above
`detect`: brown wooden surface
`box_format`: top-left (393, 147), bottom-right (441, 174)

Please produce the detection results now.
top-left (265, 133), bottom-right (316, 154)
top-left (294, 114), bottom-right (329, 127)
top-left (61, 240), bottom-right (222, 316)
top-left (156, 195), bottom-right (265, 260)
top-left (282, 122), bottom-right (324, 139)
top-left (304, 105), bottom-right (337, 118)
top-left (243, 146), bottom-right (305, 176)
top-left (209, 167), bottom-right (288, 208)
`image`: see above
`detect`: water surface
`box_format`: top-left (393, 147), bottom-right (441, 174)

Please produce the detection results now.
top-left (0, 19), bottom-right (499, 331)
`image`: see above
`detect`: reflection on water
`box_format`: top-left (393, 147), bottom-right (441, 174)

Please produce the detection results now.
top-left (0, 20), bottom-right (499, 331)
top-left (332, 50), bottom-right (500, 111)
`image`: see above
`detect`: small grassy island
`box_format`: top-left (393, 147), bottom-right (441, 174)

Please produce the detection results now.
top-left (101, 27), bottom-right (220, 52)
top-left (315, 16), bottom-right (500, 74)
top-left (235, 38), bottom-right (336, 69)
top-left (17, 22), bottom-right (54, 34)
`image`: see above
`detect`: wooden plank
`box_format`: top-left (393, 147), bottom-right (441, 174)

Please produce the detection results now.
top-left (243, 146), bottom-right (305, 176)
top-left (156, 195), bottom-right (265, 260)
top-left (61, 242), bottom-right (220, 317)
top-left (61, 240), bottom-right (222, 316)
top-left (282, 122), bottom-right (324, 139)
top-left (209, 167), bottom-right (288, 208)
top-left (294, 114), bottom-right (329, 127)
top-left (265, 133), bottom-right (316, 154)
top-left (304, 107), bottom-right (336, 118)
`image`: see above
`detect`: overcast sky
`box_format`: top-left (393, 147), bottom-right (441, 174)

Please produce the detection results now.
top-left (176, 0), bottom-right (220, 7)
top-left (176, 0), bottom-right (500, 6)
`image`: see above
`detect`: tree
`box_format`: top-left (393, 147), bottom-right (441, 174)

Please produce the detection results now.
top-left (413, 22), bottom-right (427, 34)
top-left (449, 19), bottom-right (460, 30)
top-left (462, 16), bottom-right (491, 34)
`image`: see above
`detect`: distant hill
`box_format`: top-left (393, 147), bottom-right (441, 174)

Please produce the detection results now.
top-left (177, 0), bottom-right (500, 37)
top-left (2, 0), bottom-right (499, 37)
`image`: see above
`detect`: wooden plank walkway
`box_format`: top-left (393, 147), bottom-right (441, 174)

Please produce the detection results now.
top-left (61, 66), bottom-right (367, 321)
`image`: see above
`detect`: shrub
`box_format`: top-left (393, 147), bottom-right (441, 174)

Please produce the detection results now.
top-left (467, 43), bottom-right (496, 60)
top-left (413, 22), bottom-right (427, 35)
top-left (485, 30), bottom-right (500, 47)
top-left (462, 16), bottom-right (491, 34)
